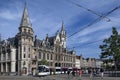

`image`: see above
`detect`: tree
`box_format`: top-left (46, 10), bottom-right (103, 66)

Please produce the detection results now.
top-left (99, 27), bottom-right (120, 70)
top-left (38, 59), bottom-right (49, 66)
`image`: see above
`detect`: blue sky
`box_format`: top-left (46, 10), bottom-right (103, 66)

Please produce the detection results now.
top-left (0, 0), bottom-right (120, 58)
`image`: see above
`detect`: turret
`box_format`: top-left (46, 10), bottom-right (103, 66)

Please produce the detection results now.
top-left (16, 3), bottom-right (34, 75)
top-left (60, 21), bottom-right (66, 48)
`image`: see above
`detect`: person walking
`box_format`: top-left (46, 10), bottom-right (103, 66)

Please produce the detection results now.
top-left (79, 69), bottom-right (82, 80)
top-left (93, 68), bottom-right (96, 77)
top-left (100, 68), bottom-right (104, 79)
top-left (67, 70), bottom-right (70, 78)
top-left (72, 70), bottom-right (75, 77)
top-left (88, 68), bottom-right (93, 80)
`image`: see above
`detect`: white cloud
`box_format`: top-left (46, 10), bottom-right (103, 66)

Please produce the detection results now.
top-left (79, 37), bottom-right (91, 43)
top-left (72, 15), bottom-right (120, 38)
top-left (1, 0), bottom-right (120, 58)
top-left (0, 9), bottom-right (21, 20)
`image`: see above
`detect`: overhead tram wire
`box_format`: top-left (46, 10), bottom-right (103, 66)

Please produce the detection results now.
top-left (68, 5), bottom-right (120, 38)
top-left (68, 38), bottom-right (104, 49)
top-left (68, 0), bottom-right (110, 21)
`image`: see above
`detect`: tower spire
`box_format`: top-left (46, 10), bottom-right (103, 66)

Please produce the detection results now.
top-left (20, 3), bottom-right (31, 27)
top-left (60, 21), bottom-right (66, 35)
top-left (61, 21), bottom-right (64, 31)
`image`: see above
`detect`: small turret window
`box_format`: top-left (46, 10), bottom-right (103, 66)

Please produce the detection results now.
top-left (28, 30), bottom-right (30, 33)
top-left (24, 29), bottom-right (26, 32)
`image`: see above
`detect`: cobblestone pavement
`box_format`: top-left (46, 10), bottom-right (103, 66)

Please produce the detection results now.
top-left (0, 74), bottom-right (120, 80)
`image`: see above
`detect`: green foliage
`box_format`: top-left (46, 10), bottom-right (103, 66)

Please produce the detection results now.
top-left (38, 59), bottom-right (49, 66)
top-left (99, 27), bottom-right (120, 68)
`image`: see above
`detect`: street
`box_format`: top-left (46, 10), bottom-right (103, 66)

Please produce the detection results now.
top-left (0, 74), bottom-right (120, 80)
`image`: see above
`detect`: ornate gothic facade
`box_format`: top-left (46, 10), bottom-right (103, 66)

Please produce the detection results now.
top-left (0, 4), bottom-right (76, 75)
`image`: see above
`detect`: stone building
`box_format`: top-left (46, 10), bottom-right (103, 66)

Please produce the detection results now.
top-left (0, 4), bottom-right (76, 75)
top-left (75, 55), bottom-right (96, 69)
top-left (95, 59), bottom-right (103, 68)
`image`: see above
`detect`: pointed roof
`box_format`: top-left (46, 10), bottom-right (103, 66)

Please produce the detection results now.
top-left (20, 3), bottom-right (32, 27)
top-left (61, 21), bottom-right (64, 31)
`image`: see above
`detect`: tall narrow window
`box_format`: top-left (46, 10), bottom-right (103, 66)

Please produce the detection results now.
top-left (43, 53), bottom-right (46, 60)
top-left (24, 46), bottom-right (26, 52)
top-left (24, 54), bottom-right (26, 58)
top-left (28, 54), bottom-right (30, 58)
top-left (39, 52), bottom-right (41, 59)
top-left (23, 61), bottom-right (26, 65)
top-left (47, 54), bottom-right (49, 60)
top-left (29, 47), bottom-right (30, 52)
top-left (51, 54), bottom-right (52, 60)
top-left (55, 55), bottom-right (57, 60)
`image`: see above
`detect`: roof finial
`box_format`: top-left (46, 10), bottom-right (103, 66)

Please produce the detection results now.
top-left (46, 34), bottom-right (49, 41)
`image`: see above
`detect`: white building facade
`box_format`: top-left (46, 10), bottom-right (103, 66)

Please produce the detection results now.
top-left (75, 55), bottom-right (97, 69)
top-left (0, 4), bottom-right (76, 75)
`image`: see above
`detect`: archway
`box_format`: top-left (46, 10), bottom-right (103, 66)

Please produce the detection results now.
top-left (22, 67), bottom-right (27, 75)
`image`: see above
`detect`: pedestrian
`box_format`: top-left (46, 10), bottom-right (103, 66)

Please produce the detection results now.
top-left (67, 70), bottom-right (70, 78)
top-left (79, 69), bottom-right (82, 80)
top-left (93, 68), bottom-right (96, 77)
top-left (86, 69), bottom-right (88, 74)
top-left (72, 70), bottom-right (75, 77)
top-left (88, 68), bottom-right (93, 80)
top-left (100, 68), bottom-right (104, 79)
top-left (67, 70), bottom-right (70, 75)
